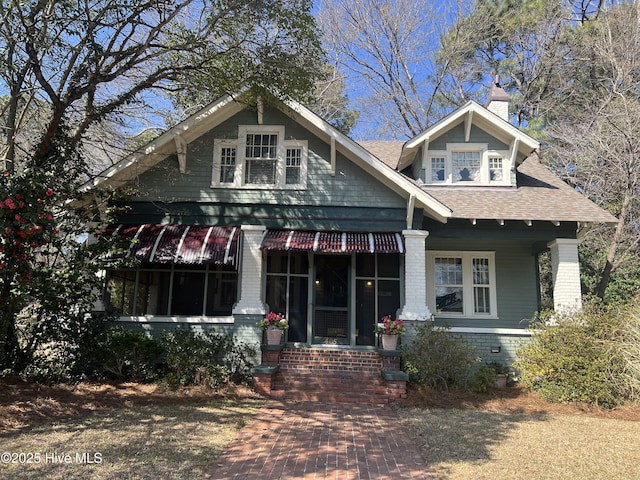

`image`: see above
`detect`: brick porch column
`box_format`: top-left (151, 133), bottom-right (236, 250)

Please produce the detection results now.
top-left (399, 229), bottom-right (431, 320)
top-left (547, 238), bottom-right (583, 312)
top-left (233, 225), bottom-right (267, 315)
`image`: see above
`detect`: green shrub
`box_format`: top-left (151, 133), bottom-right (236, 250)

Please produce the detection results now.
top-left (620, 299), bottom-right (640, 399)
top-left (94, 326), bottom-right (162, 380)
top-left (19, 314), bottom-right (108, 382)
top-left (473, 364), bottom-right (497, 393)
top-left (402, 322), bottom-right (476, 390)
top-left (515, 302), bottom-right (631, 408)
top-left (161, 328), bottom-right (255, 389)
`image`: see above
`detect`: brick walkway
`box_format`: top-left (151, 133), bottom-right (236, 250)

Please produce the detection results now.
top-left (207, 401), bottom-right (431, 479)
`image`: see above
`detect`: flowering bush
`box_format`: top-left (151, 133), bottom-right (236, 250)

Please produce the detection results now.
top-left (374, 315), bottom-right (406, 335)
top-left (259, 312), bottom-right (288, 330)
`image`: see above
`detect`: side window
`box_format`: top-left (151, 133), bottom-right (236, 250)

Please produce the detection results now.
top-left (430, 156), bottom-right (446, 182)
top-left (428, 252), bottom-right (497, 318)
top-left (213, 140), bottom-right (237, 185)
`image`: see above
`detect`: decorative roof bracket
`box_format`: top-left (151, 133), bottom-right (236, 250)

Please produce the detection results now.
top-left (174, 135), bottom-right (187, 174)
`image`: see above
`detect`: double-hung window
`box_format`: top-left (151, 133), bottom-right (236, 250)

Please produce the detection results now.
top-left (211, 125), bottom-right (307, 189)
top-left (427, 251), bottom-right (497, 318)
top-left (424, 144), bottom-right (510, 185)
top-left (244, 133), bottom-right (278, 184)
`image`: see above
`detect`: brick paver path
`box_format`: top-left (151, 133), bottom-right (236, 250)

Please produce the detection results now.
top-left (208, 401), bottom-right (431, 479)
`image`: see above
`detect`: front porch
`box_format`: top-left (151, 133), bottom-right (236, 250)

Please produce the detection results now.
top-left (252, 345), bottom-right (408, 404)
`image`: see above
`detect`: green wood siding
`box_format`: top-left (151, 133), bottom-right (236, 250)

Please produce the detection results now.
top-left (429, 123), bottom-right (510, 150)
top-left (426, 238), bottom-right (539, 329)
top-left (132, 107), bottom-right (405, 212)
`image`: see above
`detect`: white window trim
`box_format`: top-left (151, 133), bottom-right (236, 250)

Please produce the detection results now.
top-left (210, 125), bottom-right (308, 189)
top-left (427, 251), bottom-right (498, 319)
top-left (212, 139), bottom-right (240, 186)
top-left (423, 144), bottom-right (511, 186)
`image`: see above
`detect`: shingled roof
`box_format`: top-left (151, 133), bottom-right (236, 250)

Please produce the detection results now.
top-left (358, 140), bottom-right (617, 225)
top-left (357, 141), bottom-right (404, 169)
top-left (421, 157), bottom-right (618, 224)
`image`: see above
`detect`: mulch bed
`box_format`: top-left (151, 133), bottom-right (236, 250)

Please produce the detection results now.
top-left (1, 376), bottom-right (639, 433)
top-left (0, 376), bottom-right (260, 432)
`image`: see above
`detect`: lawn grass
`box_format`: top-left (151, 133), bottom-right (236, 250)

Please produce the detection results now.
top-left (0, 401), bottom-right (261, 480)
top-left (2, 385), bottom-right (640, 479)
top-left (398, 407), bottom-right (640, 480)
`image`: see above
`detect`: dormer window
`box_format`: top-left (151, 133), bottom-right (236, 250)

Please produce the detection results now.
top-left (212, 125), bottom-right (307, 189)
top-left (452, 151), bottom-right (481, 182)
top-left (423, 143), bottom-right (510, 186)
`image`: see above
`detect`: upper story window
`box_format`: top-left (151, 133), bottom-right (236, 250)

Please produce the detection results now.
top-left (424, 143), bottom-right (510, 186)
top-left (212, 125), bottom-right (307, 189)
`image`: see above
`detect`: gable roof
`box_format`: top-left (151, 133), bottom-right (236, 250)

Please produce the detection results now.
top-left (398, 100), bottom-right (540, 171)
top-left (84, 92), bottom-right (453, 223)
top-left (421, 156), bottom-right (618, 224)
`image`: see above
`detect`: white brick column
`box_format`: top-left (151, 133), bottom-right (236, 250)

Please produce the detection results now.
top-left (87, 225), bottom-right (106, 312)
top-left (399, 229), bottom-right (432, 320)
top-left (547, 238), bottom-right (583, 312)
top-left (233, 225), bottom-right (267, 315)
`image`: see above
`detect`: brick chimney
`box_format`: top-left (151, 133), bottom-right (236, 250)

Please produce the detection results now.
top-left (484, 74), bottom-right (510, 122)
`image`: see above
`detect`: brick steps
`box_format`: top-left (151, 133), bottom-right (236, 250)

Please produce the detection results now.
top-left (252, 346), bottom-right (407, 404)
top-left (271, 370), bottom-right (389, 404)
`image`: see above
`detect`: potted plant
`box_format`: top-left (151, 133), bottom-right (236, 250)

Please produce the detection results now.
top-left (487, 361), bottom-right (510, 389)
top-left (259, 312), bottom-right (288, 345)
top-left (374, 315), bottom-right (406, 350)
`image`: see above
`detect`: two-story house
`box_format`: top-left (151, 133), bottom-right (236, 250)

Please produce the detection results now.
top-left (85, 85), bottom-right (617, 401)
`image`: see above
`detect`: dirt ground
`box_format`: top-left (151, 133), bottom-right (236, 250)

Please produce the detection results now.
top-left (1, 377), bottom-right (639, 433)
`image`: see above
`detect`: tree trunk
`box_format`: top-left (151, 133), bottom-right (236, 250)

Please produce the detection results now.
top-left (595, 190), bottom-right (631, 299)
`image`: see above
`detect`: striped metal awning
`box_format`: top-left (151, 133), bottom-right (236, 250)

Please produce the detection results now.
top-left (260, 230), bottom-right (404, 254)
top-left (111, 224), bottom-right (239, 266)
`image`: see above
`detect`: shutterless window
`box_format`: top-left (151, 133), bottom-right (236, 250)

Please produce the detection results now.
top-left (452, 151), bottom-right (481, 182)
top-left (473, 258), bottom-right (491, 314)
top-left (266, 252), bottom-right (309, 343)
top-left (105, 265), bottom-right (237, 316)
top-left (286, 148), bottom-right (302, 185)
top-left (431, 157), bottom-right (446, 182)
top-left (429, 252), bottom-right (496, 318)
top-left (219, 147), bottom-right (236, 183)
top-left (355, 253), bottom-right (401, 346)
top-left (489, 157), bottom-right (503, 181)
top-left (434, 257), bottom-right (463, 314)
top-left (245, 133), bottom-right (278, 184)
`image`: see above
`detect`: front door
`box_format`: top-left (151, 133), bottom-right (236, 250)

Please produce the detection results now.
top-left (313, 255), bottom-right (350, 345)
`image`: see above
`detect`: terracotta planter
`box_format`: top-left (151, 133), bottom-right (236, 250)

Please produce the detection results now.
top-left (266, 328), bottom-right (283, 345)
top-left (380, 334), bottom-right (398, 351)
top-left (494, 374), bottom-right (508, 389)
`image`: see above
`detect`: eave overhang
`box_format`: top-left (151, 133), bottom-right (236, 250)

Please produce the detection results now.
top-left (82, 91), bottom-right (453, 224)
top-left (397, 101), bottom-right (540, 171)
